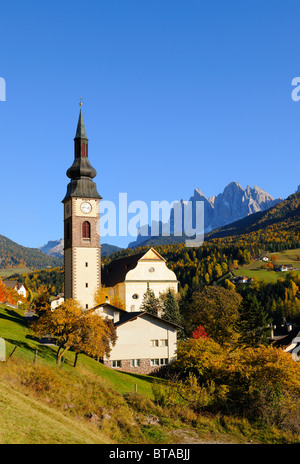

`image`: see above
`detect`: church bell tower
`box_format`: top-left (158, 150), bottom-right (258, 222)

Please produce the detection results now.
top-left (62, 106), bottom-right (102, 309)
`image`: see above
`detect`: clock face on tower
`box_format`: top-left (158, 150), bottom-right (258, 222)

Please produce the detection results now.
top-left (80, 201), bottom-right (92, 214)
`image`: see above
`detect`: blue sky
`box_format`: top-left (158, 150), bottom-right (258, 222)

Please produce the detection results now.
top-left (1, 0), bottom-right (300, 249)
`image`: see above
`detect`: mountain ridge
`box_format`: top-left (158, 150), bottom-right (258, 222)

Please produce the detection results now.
top-left (128, 181), bottom-right (283, 248)
top-left (0, 234), bottom-right (63, 270)
top-left (39, 239), bottom-right (122, 259)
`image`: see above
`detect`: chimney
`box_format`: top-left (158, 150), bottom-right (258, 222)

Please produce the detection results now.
top-left (113, 310), bottom-right (120, 324)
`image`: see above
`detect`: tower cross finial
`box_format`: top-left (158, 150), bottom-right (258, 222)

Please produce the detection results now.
top-left (79, 96), bottom-right (83, 107)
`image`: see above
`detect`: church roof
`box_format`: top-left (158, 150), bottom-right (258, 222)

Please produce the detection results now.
top-left (3, 280), bottom-right (26, 290)
top-left (3, 280), bottom-right (18, 288)
top-left (75, 109), bottom-right (88, 139)
top-left (94, 303), bottom-right (182, 329)
top-left (93, 302), bottom-right (182, 329)
top-left (63, 108), bottom-right (101, 202)
top-left (101, 251), bottom-right (146, 287)
top-left (114, 310), bottom-right (182, 329)
top-left (101, 247), bottom-right (168, 287)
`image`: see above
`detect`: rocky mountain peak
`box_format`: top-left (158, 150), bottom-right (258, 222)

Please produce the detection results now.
top-left (128, 181), bottom-right (283, 247)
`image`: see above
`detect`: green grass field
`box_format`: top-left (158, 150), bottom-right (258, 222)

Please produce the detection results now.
top-left (233, 248), bottom-right (300, 283)
top-left (0, 267), bottom-right (33, 278)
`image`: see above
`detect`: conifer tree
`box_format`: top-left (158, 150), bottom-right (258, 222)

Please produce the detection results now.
top-left (140, 284), bottom-right (160, 316)
top-left (239, 293), bottom-right (271, 347)
top-left (161, 288), bottom-right (182, 327)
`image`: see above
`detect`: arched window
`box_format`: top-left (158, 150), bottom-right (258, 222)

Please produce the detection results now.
top-left (66, 222), bottom-right (70, 240)
top-left (82, 221), bottom-right (91, 240)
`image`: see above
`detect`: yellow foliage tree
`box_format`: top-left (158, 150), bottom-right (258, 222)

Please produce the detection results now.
top-left (110, 295), bottom-right (126, 310)
top-left (94, 286), bottom-right (125, 310)
top-left (30, 298), bottom-right (117, 365)
top-left (94, 285), bottom-right (111, 306)
top-left (171, 338), bottom-right (300, 428)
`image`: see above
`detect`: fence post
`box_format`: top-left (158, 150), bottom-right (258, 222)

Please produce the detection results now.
top-left (0, 338), bottom-right (6, 361)
top-left (9, 346), bottom-right (17, 358)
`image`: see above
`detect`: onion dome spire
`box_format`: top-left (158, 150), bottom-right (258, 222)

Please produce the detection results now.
top-left (62, 102), bottom-right (102, 201)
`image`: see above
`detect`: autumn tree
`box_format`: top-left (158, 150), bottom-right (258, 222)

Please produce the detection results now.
top-left (110, 295), bottom-right (126, 310)
top-left (72, 313), bottom-right (117, 367)
top-left (192, 325), bottom-right (209, 339)
top-left (0, 278), bottom-right (8, 304)
top-left (94, 285), bottom-right (126, 310)
top-left (30, 298), bottom-right (116, 365)
top-left (184, 286), bottom-right (242, 345)
top-left (94, 285), bottom-right (110, 306)
top-left (31, 290), bottom-right (51, 316)
top-left (169, 338), bottom-right (300, 429)
top-left (0, 278), bottom-right (21, 306)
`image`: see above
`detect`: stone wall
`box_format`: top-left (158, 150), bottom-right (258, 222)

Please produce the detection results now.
top-left (103, 358), bottom-right (161, 375)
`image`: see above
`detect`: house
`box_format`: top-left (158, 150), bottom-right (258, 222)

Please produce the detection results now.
top-left (279, 265), bottom-right (294, 272)
top-left (51, 295), bottom-right (65, 310)
top-left (94, 302), bottom-right (181, 374)
top-left (101, 247), bottom-right (179, 312)
top-left (284, 331), bottom-right (300, 361)
top-left (3, 281), bottom-right (28, 300)
top-left (230, 276), bottom-right (252, 284)
top-left (271, 322), bottom-right (300, 361)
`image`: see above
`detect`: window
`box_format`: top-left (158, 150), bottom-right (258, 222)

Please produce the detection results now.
top-left (130, 305), bottom-right (135, 312)
top-left (85, 304), bottom-right (88, 309)
top-left (66, 223), bottom-right (70, 240)
top-left (81, 142), bottom-right (88, 157)
top-left (112, 360), bottom-right (121, 368)
top-left (160, 358), bottom-right (168, 365)
top-left (132, 293), bottom-right (139, 299)
top-left (150, 340), bottom-right (159, 347)
top-left (151, 358), bottom-right (168, 367)
top-left (85, 283), bottom-right (88, 288)
top-left (160, 339), bottom-right (168, 346)
top-left (150, 359), bottom-right (159, 366)
top-left (85, 262), bottom-right (88, 267)
top-left (82, 221), bottom-right (91, 239)
top-left (130, 359), bottom-right (140, 367)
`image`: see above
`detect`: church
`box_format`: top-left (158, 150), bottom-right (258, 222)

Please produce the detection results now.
top-left (61, 107), bottom-right (181, 373)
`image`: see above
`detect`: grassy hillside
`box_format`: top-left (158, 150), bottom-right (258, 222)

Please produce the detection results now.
top-left (0, 381), bottom-right (110, 444)
top-left (1, 304), bottom-right (295, 445)
top-left (0, 266), bottom-right (33, 278)
top-left (232, 248), bottom-right (300, 283)
top-left (0, 234), bottom-right (63, 270)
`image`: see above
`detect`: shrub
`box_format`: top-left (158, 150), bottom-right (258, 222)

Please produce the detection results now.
top-left (169, 339), bottom-right (300, 429)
